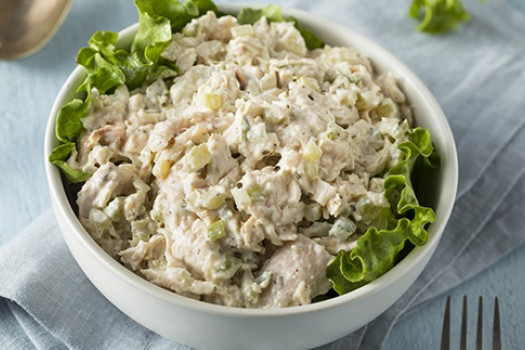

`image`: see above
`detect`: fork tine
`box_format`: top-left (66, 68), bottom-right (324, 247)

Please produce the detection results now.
top-left (493, 297), bottom-right (501, 350)
top-left (476, 296), bottom-right (483, 350)
top-left (440, 296), bottom-right (451, 350)
top-left (460, 296), bottom-right (468, 350)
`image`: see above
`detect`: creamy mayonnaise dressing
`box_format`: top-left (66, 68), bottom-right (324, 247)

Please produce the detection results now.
top-left (70, 12), bottom-right (412, 308)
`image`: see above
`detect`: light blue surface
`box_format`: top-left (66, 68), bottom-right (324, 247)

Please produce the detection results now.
top-left (1, 0), bottom-right (524, 348)
top-left (385, 244), bottom-right (525, 349)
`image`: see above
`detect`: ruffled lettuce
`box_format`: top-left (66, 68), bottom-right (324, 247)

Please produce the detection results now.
top-left (327, 128), bottom-right (438, 295)
top-left (409, 0), bottom-right (471, 34)
top-left (49, 0), bottom-right (218, 182)
top-left (48, 142), bottom-right (91, 183)
top-left (50, 100), bottom-right (90, 183)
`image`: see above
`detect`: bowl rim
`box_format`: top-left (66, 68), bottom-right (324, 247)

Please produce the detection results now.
top-left (44, 2), bottom-right (458, 318)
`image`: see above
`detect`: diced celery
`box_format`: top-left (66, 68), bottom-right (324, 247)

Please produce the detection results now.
top-left (207, 220), bottom-right (226, 241)
top-left (329, 217), bottom-right (356, 241)
top-left (89, 208), bottom-right (110, 227)
top-left (153, 159), bottom-right (172, 179)
top-left (130, 219), bottom-right (153, 247)
top-left (304, 160), bottom-right (319, 179)
top-left (124, 192), bottom-right (146, 221)
top-left (222, 256), bottom-right (241, 271)
top-left (324, 70), bottom-right (360, 85)
top-left (255, 271), bottom-right (272, 289)
top-left (104, 197), bottom-right (125, 221)
top-left (356, 91), bottom-right (380, 110)
top-left (298, 76), bottom-right (320, 91)
top-left (324, 69), bottom-right (337, 83)
top-left (241, 117), bottom-right (250, 141)
top-left (246, 183), bottom-right (264, 200)
top-left (231, 187), bottom-right (251, 208)
top-left (231, 24), bottom-right (254, 38)
top-left (374, 101), bottom-right (396, 118)
top-left (217, 205), bottom-right (233, 220)
top-left (326, 131), bottom-right (337, 140)
top-left (304, 203), bottom-right (322, 222)
top-left (278, 29), bottom-right (306, 56)
top-left (201, 191), bottom-right (226, 210)
top-left (323, 122), bottom-right (344, 141)
top-left (303, 139), bottom-right (322, 162)
top-left (153, 212), bottom-right (164, 223)
top-left (240, 271), bottom-right (262, 307)
top-left (216, 255), bottom-right (242, 278)
top-left (183, 23), bottom-right (199, 37)
top-left (186, 143), bottom-right (211, 171)
top-left (245, 283), bottom-right (260, 306)
top-left (303, 221), bottom-right (332, 237)
top-left (356, 93), bottom-right (368, 109)
top-left (262, 110), bottom-right (288, 126)
top-left (347, 74), bottom-right (361, 84)
top-left (132, 178), bottom-right (150, 194)
top-left (204, 93), bottom-right (224, 110)
top-left (260, 72), bottom-right (277, 90)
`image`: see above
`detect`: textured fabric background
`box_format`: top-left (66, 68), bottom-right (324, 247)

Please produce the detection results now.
top-left (1, 0), bottom-right (524, 349)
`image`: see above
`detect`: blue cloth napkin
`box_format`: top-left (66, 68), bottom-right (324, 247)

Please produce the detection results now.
top-left (1, 0), bottom-right (525, 349)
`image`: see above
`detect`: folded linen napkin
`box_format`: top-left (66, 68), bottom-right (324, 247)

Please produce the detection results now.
top-left (1, 0), bottom-right (525, 349)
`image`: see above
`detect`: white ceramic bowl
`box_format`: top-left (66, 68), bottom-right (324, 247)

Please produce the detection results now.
top-left (44, 3), bottom-right (458, 350)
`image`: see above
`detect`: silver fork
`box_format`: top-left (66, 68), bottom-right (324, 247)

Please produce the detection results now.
top-left (440, 296), bottom-right (501, 350)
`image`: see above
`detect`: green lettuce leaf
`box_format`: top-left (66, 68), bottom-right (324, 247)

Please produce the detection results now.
top-left (110, 50), bottom-right (150, 91)
top-left (327, 127), bottom-right (438, 295)
top-left (51, 96), bottom-right (92, 183)
top-left (187, 0), bottom-right (218, 19)
top-left (134, 0), bottom-right (189, 33)
top-left (51, 160), bottom-right (92, 183)
top-left (75, 31), bottom-right (128, 95)
top-left (78, 30), bottom-right (178, 93)
top-left (49, 142), bottom-right (76, 161)
top-left (49, 143), bottom-right (91, 183)
top-left (80, 31), bottom-right (145, 90)
top-left (237, 5), bottom-right (324, 50)
top-left (133, 0), bottom-right (219, 62)
top-left (87, 30), bottom-right (120, 58)
top-left (409, 0), bottom-right (470, 34)
top-left (359, 205), bottom-right (397, 232)
top-left (132, 11), bottom-right (173, 64)
top-left (55, 99), bottom-right (87, 144)
top-left (77, 53), bottom-right (126, 95)
top-left (134, 0), bottom-right (217, 32)
top-left (291, 17), bottom-right (324, 51)
top-left (238, 5), bottom-right (284, 24)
